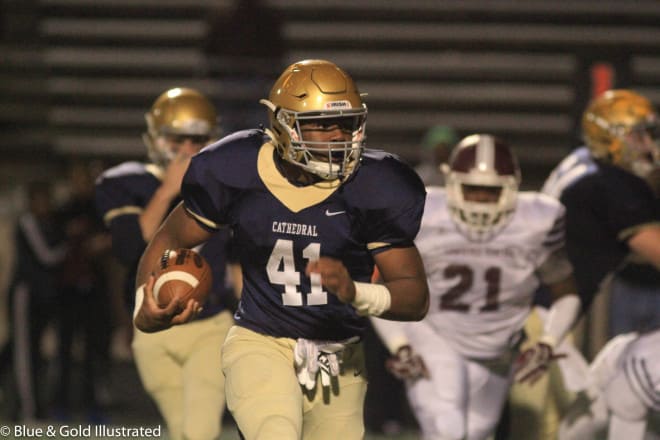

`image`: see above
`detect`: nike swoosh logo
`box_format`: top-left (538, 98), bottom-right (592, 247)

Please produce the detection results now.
top-left (325, 209), bottom-right (346, 217)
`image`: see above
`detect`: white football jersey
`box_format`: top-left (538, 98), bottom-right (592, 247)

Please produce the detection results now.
top-left (416, 186), bottom-right (566, 359)
top-left (618, 330), bottom-right (660, 413)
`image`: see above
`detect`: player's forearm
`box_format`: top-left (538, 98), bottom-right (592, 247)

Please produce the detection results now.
top-left (135, 204), bottom-right (203, 288)
top-left (138, 187), bottom-right (177, 242)
top-left (542, 290), bottom-right (581, 347)
top-left (381, 276), bottom-right (429, 321)
top-left (135, 230), bottom-right (178, 289)
top-left (368, 246), bottom-right (429, 321)
top-left (628, 225), bottom-right (660, 271)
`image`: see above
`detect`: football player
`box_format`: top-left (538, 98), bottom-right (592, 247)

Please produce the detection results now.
top-left (95, 88), bottom-right (237, 440)
top-left (131, 59), bottom-right (429, 440)
top-left (559, 328), bottom-right (660, 439)
top-left (542, 89), bottom-right (660, 310)
top-left (372, 134), bottom-right (582, 440)
top-left (539, 88), bottom-right (660, 440)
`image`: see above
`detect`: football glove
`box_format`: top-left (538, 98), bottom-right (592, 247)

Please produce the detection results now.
top-left (293, 337), bottom-right (358, 391)
top-left (385, 345), bottom-right (429, 382)
top-left (513, 341), bottom-right (566, 385)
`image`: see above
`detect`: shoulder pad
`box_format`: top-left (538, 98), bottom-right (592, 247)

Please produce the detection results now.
top-left (98, 161), bottom-right (150, 182)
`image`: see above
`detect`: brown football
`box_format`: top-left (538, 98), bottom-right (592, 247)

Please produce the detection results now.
top-left (153, 248), bottom-right (212, 308)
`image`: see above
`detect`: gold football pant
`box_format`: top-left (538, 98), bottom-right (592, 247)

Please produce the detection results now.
top-left (507, 308), bottom-right (578, 440)
top-left (222, 325), bottom-right (368, 440)
top-left (132, 310), bottom-right (233, 440)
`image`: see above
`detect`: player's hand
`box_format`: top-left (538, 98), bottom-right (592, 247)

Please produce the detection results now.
top-left (385, 345), bottom-right (429, 382)
top-left (134, 274), bottom-right (200, 333)
top-left (513, 342), bottom-right (565, 385)
top-left (160, 151), bottom-right (193, 198)
top-left (305, 257), bottom-right (356, 303)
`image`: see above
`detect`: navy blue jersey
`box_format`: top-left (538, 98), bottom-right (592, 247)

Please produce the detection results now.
top-left (558, 161), bottom-right (659, 308)
top-left (95, 161), bottom-right (234, 318)
top-left (182, 129), bottom-right (426, 340)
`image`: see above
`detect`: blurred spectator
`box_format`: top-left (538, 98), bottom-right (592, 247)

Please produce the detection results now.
top-left (51, 161), bottom-right (113, 422)
top-left (5, 181), bottom-right (66, 421)
top-left (414, 125), bottom-right (457, 186)
top-left (203, 0), bottom-right (286, 132)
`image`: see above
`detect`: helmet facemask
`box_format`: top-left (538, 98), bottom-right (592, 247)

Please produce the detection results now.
top-left (603, 119), bottom-right (660, 178)
top-left (144, 116), bottom-right (214, 167)
top-left (445, 173), bottom-right (518, 242)
top-left (272, 105), bottom-right (367, 180)
top-left (442, 134), bottom-right (521, 242)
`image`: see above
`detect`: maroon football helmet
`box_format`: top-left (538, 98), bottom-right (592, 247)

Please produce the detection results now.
top-left (441, 134), bottom-right (521, 241)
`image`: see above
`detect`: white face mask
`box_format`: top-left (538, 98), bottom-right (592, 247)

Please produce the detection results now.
top-left (445, 173), bottom-right (518, 242)
top-left (620, 125), bottom-right (660, 178)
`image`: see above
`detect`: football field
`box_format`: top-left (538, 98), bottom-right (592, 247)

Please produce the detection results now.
top-left (0, 360), bottom-right (421, 440)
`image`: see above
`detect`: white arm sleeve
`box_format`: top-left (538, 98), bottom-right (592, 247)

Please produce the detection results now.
top-left (370, 317), bottom-right (409, 354)
top-left (540, 294), bottom-right (581, 347)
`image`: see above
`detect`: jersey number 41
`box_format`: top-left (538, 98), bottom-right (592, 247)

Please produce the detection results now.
top-left (267, 239), bottom-right (328, 306)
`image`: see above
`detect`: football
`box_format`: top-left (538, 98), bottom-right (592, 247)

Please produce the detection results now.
top-left (153, 248), bottom-right (212, 308)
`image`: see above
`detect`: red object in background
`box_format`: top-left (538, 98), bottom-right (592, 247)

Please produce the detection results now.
top-left (591, 63), bottom-right (614, 98)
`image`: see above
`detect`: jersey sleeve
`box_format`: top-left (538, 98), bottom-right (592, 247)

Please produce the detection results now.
top-left (181, 145), bottom-right (236, 230)
top-left (536, 196), bottom-right (574, 284)
top-left (94, 165), bottom-right (148, 267)
top-left (540, 196), bottom-right (568, 254)
top-left (566, 168), bottom-right (658, 243)
top-left (356, 152), bottom-right (427, 253)
top-left (182, 130), bottom-right (263, 230)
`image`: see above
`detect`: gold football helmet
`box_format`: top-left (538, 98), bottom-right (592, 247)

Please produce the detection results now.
top-left (260, 59), bottom-right (367, 181)
top-left (143, 87), bottom-right (220, 167)
top-left (582, 89), bottom-right (660, 177)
